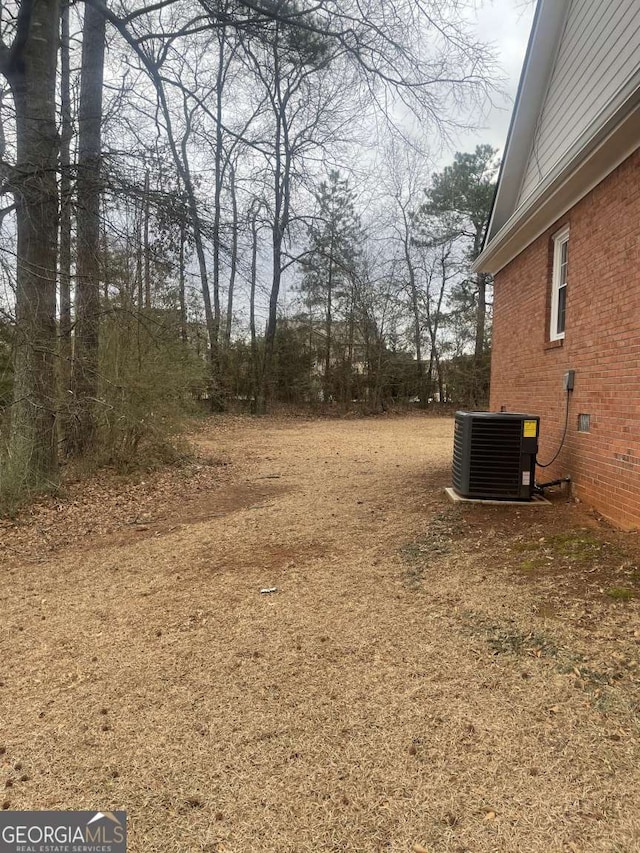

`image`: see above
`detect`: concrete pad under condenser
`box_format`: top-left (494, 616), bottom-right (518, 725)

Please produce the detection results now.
top-left (444, 487), bottom-right (551, 506)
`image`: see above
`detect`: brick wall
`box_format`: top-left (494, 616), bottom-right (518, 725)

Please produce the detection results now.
top-left (490, 148), bottom-right (640, 529)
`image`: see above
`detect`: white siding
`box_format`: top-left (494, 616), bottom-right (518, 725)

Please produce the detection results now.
top-left (517, 0), bottom-right (640, 205)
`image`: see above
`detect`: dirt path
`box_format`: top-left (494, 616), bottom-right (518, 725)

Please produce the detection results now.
top-left (2, 416), bottom-right (640, 852)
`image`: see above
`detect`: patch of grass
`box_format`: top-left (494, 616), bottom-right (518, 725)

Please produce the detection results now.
top-left (463, 611), bottom-right (637, 719)
top-left (463, 612), bottom-right (559, 659)
top-left (402, 561), bottom-right (429, 587)
top-left (555, 660), bottom-right (611, 688)
top-left (401, 539), bottom-right (451, 561)
top-left (400, 508), bottom-right (465, 587)
top-left (509, 529), bottom-right (626, 584)
top-left (546, 530), bottom-right (604, 560)
top-left (487, 627), bottom-right (558, 658)
top-left (606, 587), bottom-right (635, 601)
top-left (511, 539), bottom-right (543, 553)
top-left (400, 538), bottom-right (449, 586)
top-left (513, 529), bottom-right (608, 563)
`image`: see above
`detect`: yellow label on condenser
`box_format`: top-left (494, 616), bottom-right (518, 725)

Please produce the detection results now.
top-left (523, 420), bottom-right (537, 438)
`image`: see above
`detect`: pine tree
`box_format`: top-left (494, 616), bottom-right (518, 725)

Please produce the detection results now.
top-left (300, 171), bottom-right (362, 402)
top-left (414, 145), bottom-right (498, 406)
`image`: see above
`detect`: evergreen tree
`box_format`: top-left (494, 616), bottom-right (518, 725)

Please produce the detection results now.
top-left (300, 171), bottom-right (362, 402)
top-left (414, 145), bottom-right (498, 406)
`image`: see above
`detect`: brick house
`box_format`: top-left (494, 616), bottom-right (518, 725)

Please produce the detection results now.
top-left (474, 0), bottom-right (640, 528)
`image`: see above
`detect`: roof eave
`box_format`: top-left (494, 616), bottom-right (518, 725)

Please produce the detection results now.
top-left (483, 0), bottom-right (572, 246)
top-left (474, 89), bottom-right (640, 275)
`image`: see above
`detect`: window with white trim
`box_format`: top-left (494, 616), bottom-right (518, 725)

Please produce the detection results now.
top-left (550, 225), bottom-right (569, 341)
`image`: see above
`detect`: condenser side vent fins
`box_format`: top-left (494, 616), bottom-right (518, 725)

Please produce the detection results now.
top-left (452, 411), bottom-right (540, 501)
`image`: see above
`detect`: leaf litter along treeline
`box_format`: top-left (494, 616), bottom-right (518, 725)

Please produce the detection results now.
top-left (0, 0), bottom-right (499, 508)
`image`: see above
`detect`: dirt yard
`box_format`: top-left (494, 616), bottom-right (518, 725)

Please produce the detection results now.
top-left (2, 415), bottom-right (640, 853)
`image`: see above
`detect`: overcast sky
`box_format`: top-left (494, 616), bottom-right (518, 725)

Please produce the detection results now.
top-left (457, 0), bottom-right (536, 156)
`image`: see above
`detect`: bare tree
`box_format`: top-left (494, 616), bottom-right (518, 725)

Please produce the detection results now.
top-left (240, 9), bottom-right (348, 410)
top-left (69, 0), bottom-right (107, 455)
top-left (385, 152), bottom-right (430, 407)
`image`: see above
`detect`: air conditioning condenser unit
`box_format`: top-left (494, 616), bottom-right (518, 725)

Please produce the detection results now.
top-left (452, 411), bottom-right (540, 501)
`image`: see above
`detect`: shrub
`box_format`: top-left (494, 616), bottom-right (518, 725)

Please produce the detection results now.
top-left (88, 306), bottom-right (207, 469)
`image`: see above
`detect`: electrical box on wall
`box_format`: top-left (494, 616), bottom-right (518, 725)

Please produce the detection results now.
top-left (564, 370), bottom-right (575, 392)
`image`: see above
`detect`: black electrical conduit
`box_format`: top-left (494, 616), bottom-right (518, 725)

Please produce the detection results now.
top-left (535, 389), bottom-right (571, 469)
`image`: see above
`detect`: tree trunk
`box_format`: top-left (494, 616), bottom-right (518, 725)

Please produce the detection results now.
top-left (323, 236), bottom-right (333, 403)
top-left (435, 348), bottom-right (444, 403)
top-left (143, 168), bottom-right (151, 308)
top-left (345, 286), bottom-right (355, 406)
top-left (101, 194), bottom-right (109, 302)
top-left (257, 69), bottom-right (291, 414)
top-left (249, 210), bottom-right (260, 413)
top-left (224, 158), bottom-right (238, 350)
top-left (404, 222), bottom-right (426, 408)
top-left (59, 1), bottom-right (73, 405)
top-left (4, 0), bottom-right (61, 492)
top-left (69, 0), bottom-right (106, 456)
top-left (179, 218), bottom-right (187, 344)
top-left (179, 111), bottom-right (222, 410)
top-left (211, 29), bottom-right (225, 383)
top-left (258, 225), bottom-right (282, 415)
top-left (188, 186), bottom-right (221, 410)
top-left (136, 200), bottom-right (143, 308)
